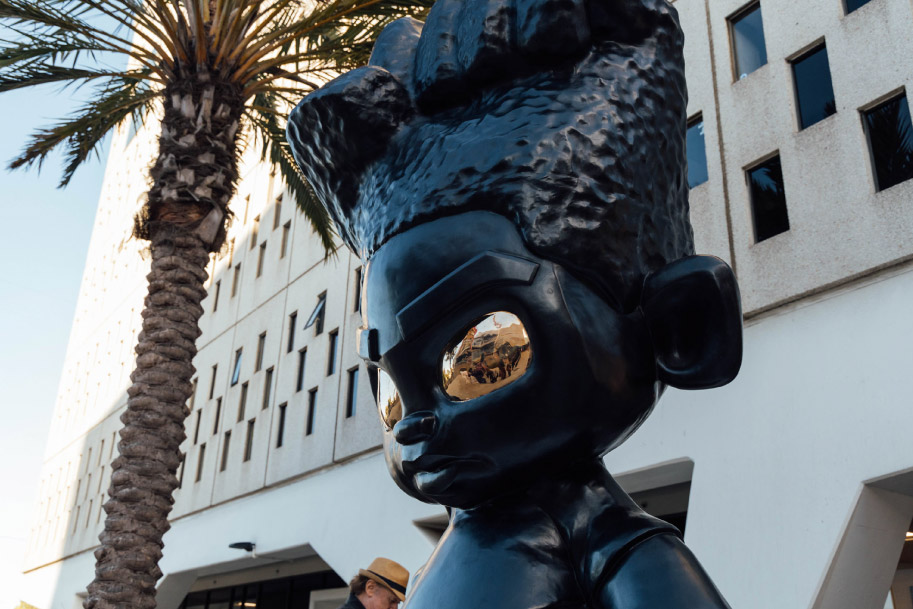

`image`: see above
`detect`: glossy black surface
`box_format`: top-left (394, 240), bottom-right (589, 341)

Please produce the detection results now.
top-left (287, 0), bottom-right (743, 605)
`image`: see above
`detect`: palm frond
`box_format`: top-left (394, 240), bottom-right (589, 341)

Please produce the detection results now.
top-left (9, 75), bottom-right (156, 186)
top-left (245, 93), bottom-right (336, 256)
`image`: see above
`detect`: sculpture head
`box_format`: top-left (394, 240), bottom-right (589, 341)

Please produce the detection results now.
top-left (288, 0), bottom-right (743, 508)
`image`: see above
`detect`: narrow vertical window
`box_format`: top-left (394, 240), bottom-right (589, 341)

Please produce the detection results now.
top-left (220, 431), bottom-right (231, 472)
top-left (686, 116), bottom-right (708, 188)
top-left (273, 194), bottom-right (283, 229)
top-left (98, 441), bottom-right (104, 465)
top-left (305, 292), bottom-right (327, 335)
top-left (195, 444), bottom-right (206, 482)
top-left (86, 500), bottom-right (93, 527)
top-left (281, 221), bottom-right (291, 259)
top-left (287, 311), bottom-right (298, 353)
top-left (863, 92), bottom-right (913, 192)
top-left (262, 367), bottom-right (273, 409)
top-left (729, 2), bottom-right (767, 80)
top-left (96, 501), bottom-right (103, 523)
top-left (231, 348), bottom-right (242, 385)
top-left (193, 410), bottom-right (201, 444)
top-left (177, 455), bottom-right (185, 489)
top-left (845, 0), bottom-right (872, 13)
top-left (73, 507), bottom-right (80, 534)
top-left (209, 364), bottom-right (218, 399)
top-left (188, 378), bottom-right (197, 411)
top-left (276, 403), bottom-right (287, 448)
top-left (237, 382), bottom-right (249, 422)
top-left (244, 419), bottom-right (255, 461)
top-left (791, 44), bottom-right (836, 129)
top-left (346, 367), bottom-right (359, 418)
top-left (242, 195), bottom-right (250, 224)
top-left (228, 238), bottom-right (235, 266)
top-left (306, 389), bottom-right (317, 436)
top-left (212, 280), bottom-right (221, 312)
top-left (231, 263), bottom-right (241, 297)
top-left (212, 397), bottom-right (222, 435)
top-left (296, 348), bottom-right (307, 392)
top-left (255, 332), bottom-right (266, 371)
top-left (327, 329), bottom-right (338, 376)
top-left (747, 155), bottom-right (790, 242)
top-left (250, 215), bottom-right (260, 249)
top-left (256, 242), bottom-right (267, 277)
top-left (353, 267), bottom-right (362, 313)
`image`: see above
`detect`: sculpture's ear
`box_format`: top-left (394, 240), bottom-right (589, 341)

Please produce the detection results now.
top-left (641, 256), bottom-right (742, 390)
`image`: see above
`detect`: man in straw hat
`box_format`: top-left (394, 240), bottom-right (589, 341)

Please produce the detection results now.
top-left (338, 557), bottom-right (409, 609)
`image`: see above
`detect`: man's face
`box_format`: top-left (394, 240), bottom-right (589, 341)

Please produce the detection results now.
top-left (361, 580), bottom-right (400, 609)
top-left (360, 212), bottom-right (659, 508)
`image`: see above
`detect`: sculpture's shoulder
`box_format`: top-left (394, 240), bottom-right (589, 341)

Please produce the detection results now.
top-left (532, 462), bottom-right (730, 609)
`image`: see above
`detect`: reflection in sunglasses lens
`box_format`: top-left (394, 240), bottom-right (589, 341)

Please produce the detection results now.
top-left (377, 369), bottom-right (402, 430)
top-left (441, 312), bottom-right (531, 401)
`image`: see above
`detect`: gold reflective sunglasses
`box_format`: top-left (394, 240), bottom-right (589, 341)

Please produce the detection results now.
top-left (377, 311), bottom-right (533, 430)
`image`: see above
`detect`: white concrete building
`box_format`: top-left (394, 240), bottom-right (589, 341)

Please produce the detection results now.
top-left (20, 0), bottom-right (913, 607)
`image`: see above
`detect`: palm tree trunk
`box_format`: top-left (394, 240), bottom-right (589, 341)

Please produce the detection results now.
top-left (86, 231), bottom-right (209, 609)
top-left (86, 68), bottom-right (243, 609)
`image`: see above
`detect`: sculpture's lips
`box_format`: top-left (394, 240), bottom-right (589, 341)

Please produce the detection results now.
top-left (403, 455), bottom-right (490, 495)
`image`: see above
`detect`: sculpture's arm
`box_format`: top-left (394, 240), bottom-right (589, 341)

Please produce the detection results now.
top-left (598, 534), bottom-right (732, 609)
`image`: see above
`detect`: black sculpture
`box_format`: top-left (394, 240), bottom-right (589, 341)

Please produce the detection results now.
top-left (287, 0), bottom-right (743, 605)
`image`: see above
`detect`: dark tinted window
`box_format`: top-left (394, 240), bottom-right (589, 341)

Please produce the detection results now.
top-left (346, 367), bottom-right (359, 418)
top-left (863, 93), bottom-right (913, 192)
top-left (730, 3), bottom-right (767, 79)
top-left (845, 0), bottom-right (872, 13)
top-left (792, 45), bottom-right (836, 129)
top-left (747, 155), bottom-right (790, 242)
top-left (687, 118), bottom-right (709, 188)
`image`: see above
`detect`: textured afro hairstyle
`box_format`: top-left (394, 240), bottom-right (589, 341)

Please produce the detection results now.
top-left (288, 0), bottom-right (693, 312)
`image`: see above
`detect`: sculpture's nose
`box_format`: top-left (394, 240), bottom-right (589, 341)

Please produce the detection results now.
top-left (393, 412), bottom-right (437, 445)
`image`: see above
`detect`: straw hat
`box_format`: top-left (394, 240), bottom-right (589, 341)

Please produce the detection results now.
top-left (359, 557), bottom-right (409, 601)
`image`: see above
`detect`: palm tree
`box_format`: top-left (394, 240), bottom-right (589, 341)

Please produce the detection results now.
top-left (0, 0), bottom-right (431, 607)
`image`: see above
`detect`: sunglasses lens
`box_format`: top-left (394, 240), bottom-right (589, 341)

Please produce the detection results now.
top-left (377, 369), bottom-right (402, 430)
top-left (441, 311), bottom-right (532, 401)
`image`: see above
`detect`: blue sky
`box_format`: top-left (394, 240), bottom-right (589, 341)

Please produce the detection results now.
top-left (0, 83), bottom-right (111, 607)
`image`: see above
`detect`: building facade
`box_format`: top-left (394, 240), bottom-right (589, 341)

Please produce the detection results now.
top-left (20, 0), bottom-right (913, 607)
